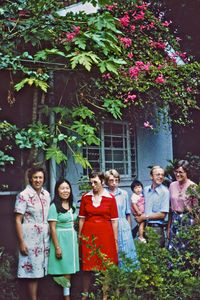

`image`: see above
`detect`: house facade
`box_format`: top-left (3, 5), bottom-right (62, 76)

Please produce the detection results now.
top-left (0, 1), bottom-right (173, 255)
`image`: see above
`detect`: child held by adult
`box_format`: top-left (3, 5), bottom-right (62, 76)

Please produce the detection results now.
top-left (131, 180), bottom-right (146, 243)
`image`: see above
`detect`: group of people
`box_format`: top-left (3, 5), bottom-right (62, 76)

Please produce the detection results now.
top-left (14, 160), bottom-right (197, 300)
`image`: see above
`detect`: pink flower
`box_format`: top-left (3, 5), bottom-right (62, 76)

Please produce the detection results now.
top-left (147, 22), bottom-right (155, 29)
top-left (155, 74), bottom-right (166, 83)
top-left (175, 92), bottom-right (178, 95)
top-left (72, 25), bottom-right (81, 34)
top-left (136, 2), bottom-right (150, 10)
top-left (128, 66), bottom-right (140, 81)
top-left (187, 101), bottom-right (191, 105)
top-left (102, 73), bottom-right (110, 79)
top-left (135, 61), bottom-right (144, 68)
top-left (142, 64), bottom-right (150, 71)
top-left (119, 15), bottom-right (130, 27)
top-left (149, 40), bottom-right (167, 49)
top-left (176, 37), bottom-right (182, 42)
top-left (135, 61), bottom-right (150, 71)
top-left (105, 3), bottom-right (117, 11)
top-left (140, 25), bottom-right (146, 31)
top-left (162, 20), bottom-right (171, 27)
top-left (22, 262), bottom-right (33, 273)
top-left (18, 9), bottom-right (27, 17)
top-left (125, 94), bottom-right (137, 103)
top-left (186, 87), bottom-right (191, 92)
top-left (32, 247), bottom-right (42, 257)
top-left (144, 121), bottom-right (153, 129)
top-left (134, 11), bottom-right (145, 20)
top-left (158, 64), bottom-right (163, 70)
top-left (120, 37), bottom-right (132, 48)
top-left (128, 52), bottom-right (133, 59)
top-left (179, 52), bottom-right (187, 59)
top-left (130, 25), bottom-right (136, 32)
top-left (65, 32), bottom-right (76, 42)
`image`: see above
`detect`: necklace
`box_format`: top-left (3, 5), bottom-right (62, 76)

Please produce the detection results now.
top-left (177, 180), bottom-right (188, 198)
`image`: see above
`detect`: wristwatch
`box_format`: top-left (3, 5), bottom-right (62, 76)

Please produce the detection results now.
top-left (146, 215), bottom-right (149, 221)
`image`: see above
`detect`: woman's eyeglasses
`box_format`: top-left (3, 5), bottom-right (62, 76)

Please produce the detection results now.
top-left (174, 171), bottom-right (185, 175)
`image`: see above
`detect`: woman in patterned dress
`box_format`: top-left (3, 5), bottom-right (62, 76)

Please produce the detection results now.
top-left (14, 166), bottom-right (51, 300)
top-left (79, 171), bottom-right (118, 300)
top-left (48, 179), bottom-right (79, 300)
top-left (167, 160), bottom-right (196, 252)
top-left (105, 169), bottom-right (137, 268)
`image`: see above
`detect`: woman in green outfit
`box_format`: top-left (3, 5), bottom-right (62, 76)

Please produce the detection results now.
top-left (48, 179), bottom-right (79, 300)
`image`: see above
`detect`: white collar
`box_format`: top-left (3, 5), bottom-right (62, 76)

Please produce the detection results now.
top-left (86, 188), bottom-right (112, 207)
top-left (85, 189), bottom-right (113, 198)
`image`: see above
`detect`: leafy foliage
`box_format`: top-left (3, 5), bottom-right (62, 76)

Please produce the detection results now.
top-left (1, 0), bottom-right (200, 169)
top-left (89, 218), bottom-right (200, 300)
top-left (0, 247), bottom-right (19, 300)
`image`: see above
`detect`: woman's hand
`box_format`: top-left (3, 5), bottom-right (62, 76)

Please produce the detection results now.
top-left (167, 228), bottom-right (170, 239)
top-left (55, 247), bottom-right (62, 259)
top-left (19, 242), bottom-right (28, 256)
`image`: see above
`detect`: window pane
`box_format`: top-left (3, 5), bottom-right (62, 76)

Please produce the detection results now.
top-left (104, 124), bottom-right (112, 134)
top-left (112, 123), bottom-right (123, 135)
top-left (112, 137), bottom-right (123, 148)
top-left (88, 149), bottom-right (100, 161)
top-left (105, 136), bottom-right (111, 147)
top-left (113, 150), bottom-right (124, 161)
top-left (105, 163), bottom-right (113, 170)
top-left (113, 163), bottom-right (125, 174)
top-left (105, 150), bottom-right (112, 161)
top-left (90, 162), bottom-right (100, 170)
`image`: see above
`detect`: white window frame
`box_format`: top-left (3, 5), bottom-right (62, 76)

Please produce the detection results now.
top-left (82, 120), bottom-right (137, 180)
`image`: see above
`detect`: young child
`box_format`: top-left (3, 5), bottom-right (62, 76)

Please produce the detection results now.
top-left (131, 179), bottom-right (146, 243)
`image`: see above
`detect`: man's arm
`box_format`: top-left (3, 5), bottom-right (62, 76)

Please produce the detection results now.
top-left (135, 212), bottom-right (166, 223)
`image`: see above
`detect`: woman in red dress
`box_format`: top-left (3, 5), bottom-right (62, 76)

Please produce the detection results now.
top-left (79, 171), bottom-right (118, 300)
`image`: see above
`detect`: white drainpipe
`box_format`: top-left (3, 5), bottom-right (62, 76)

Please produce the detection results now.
top-left (49, 71), bottom-right (56, 198)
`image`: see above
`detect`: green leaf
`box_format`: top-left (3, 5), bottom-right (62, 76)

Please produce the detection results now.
top-left (73, 152), bottom-right (92, 169)
top-left (74, 37), bottom-right (87, 50)
top-left (14, 78), bottom-right (48, 92)
top-left (103, 98), bottom-right (126, 119)
top-left (34, 50), bottom-right (48, 62)
top-left (67, 51), bottom-right (99, 71)
top-left (72, 106), bottom-right (95, 120)
top-left (46, 146), bottom-right (67, 164)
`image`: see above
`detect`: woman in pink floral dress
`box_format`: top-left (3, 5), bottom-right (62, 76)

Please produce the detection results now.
top-left (14, 166), bottom-right (51, 300)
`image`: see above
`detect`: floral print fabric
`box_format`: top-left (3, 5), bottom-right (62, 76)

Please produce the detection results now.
top-left (14, 184), bottom-right (51, 278)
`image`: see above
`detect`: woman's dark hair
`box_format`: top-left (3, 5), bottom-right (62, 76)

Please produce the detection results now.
top-left (53, 178), bottom-right (75, 213)
top-left (131, 179), bottom-right (143, 191)
top-left (89, 170), bottom-right (104, 183)
top-left (174, 160), bottom-right (190, 176)
top-left (28, 166), bottom-right (46, 184)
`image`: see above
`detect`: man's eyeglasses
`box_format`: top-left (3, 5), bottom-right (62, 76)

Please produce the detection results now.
top-left (152, 173), bottom-right (164, 177)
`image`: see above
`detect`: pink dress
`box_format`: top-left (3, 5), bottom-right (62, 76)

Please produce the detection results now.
top-left (131, 193), bottom-right (145, 216)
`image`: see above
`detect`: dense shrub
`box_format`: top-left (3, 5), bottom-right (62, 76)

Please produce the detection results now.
top-left (0, 247), bottom-right (19, 300)
top-left (89, 185), bottom-right (200, 300)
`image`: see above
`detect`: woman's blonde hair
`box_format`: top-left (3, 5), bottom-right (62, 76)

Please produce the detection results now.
top-left (104, 169), bottom-right (120, 185)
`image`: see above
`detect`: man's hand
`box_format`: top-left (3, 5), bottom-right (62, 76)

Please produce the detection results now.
top-left (135, 214), bottom-right (146, 223)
